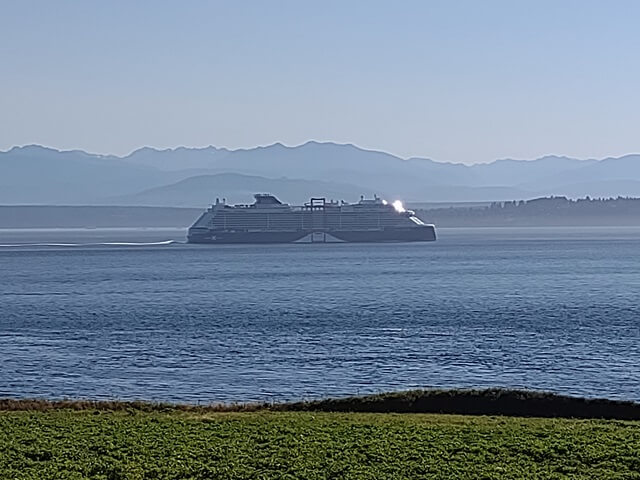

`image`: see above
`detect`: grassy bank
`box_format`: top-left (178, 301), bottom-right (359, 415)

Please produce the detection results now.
top-left (3, 390), bottom-right (640, 479)
top-left (3, 389), bottom-right (640, 419)
top-left (2, 409), bottom-right (640, 479)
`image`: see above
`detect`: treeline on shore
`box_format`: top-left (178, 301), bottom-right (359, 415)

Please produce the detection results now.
top-left (418, 196), bottom-right (640, 227)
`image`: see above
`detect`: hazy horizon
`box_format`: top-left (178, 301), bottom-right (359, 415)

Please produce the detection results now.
top-left (3, 0), bottom-right (640, 164)
top-left (4, 140), bottom-right (639, 165)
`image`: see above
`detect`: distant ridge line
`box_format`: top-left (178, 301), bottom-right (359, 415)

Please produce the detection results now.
top-left (4, 141), bottom-right (639, 165)
top-left (3, 142), bottom-right (640, 204)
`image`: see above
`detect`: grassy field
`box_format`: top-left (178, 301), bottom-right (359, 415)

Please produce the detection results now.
top-left (2, 409), bottom-right (640, 479)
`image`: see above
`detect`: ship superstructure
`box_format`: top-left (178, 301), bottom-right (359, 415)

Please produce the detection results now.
top-left (187, 194), bottom-right (436, 244)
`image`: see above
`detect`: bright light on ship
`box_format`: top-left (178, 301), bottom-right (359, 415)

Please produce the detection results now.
top-left (392, 200), bottom-right (405, 213)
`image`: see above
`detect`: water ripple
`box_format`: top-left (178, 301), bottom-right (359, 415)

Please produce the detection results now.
top-left (1, 227), bottom-right (640, 402)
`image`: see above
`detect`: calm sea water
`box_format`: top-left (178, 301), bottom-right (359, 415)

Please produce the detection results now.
top-left (1, 227), bottom-right (639, 403)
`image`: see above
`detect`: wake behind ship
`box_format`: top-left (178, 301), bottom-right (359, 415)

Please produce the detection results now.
top-left (187, 194), bottom-right (436, 244)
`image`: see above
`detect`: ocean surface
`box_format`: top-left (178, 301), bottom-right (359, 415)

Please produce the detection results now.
top-left (1, 227), bottom-right (639, 403)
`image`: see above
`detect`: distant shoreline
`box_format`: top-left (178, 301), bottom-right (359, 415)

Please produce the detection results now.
top-left (0, 205), bottom-right (201, 229)
top-left (1, 198), bottom-right (640, 229)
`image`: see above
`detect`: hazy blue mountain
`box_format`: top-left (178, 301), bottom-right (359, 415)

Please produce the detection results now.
top-left (471, 156), bottom-right (596, 187)
top-left (116, 142), bottom-right (604, 200)
top-left (123, 146), bottom-right (232, 170)
top-left (122, 142), bottom-right (633, 196)
top-left (124, 142), bottom-right (595, 188)
top-left (0, 145), bottom-right (190, 204)
top-left (124, 142), bottom-right (432, 195)
top-left (525, 155), bottom-right (640, 190)
top-left (110, 173), bottom-right (377, 207)
top-left (2, 142), bottom-right (640, 205)
top-left (404, 185), bottom-right (535, 203)
top-left (112, 174), bottom-right (535, 206)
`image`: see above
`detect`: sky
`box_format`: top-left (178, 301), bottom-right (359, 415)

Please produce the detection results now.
top-left (1, 0), bottom-right (639, 164)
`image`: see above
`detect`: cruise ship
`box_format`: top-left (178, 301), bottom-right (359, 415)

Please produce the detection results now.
top-left (187, 194), bottom-right (436, 244)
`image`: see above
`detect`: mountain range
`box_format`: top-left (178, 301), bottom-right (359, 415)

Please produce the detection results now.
top-left (2, 142), bottom-right (640, 206)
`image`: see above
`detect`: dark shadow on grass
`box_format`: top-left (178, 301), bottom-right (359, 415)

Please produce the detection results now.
top-left (278, 389), bottom-right (640, 420)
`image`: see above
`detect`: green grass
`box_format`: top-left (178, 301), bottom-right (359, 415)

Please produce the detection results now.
top-left (2, 410), bottom-right (640, 479)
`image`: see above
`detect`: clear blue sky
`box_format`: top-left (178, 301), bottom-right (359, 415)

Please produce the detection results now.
top-left (1, 0), bottom-right (639, 163)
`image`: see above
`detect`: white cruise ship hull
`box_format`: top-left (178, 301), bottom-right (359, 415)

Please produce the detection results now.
top-left (187, 194), bottom-right (437, 244)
